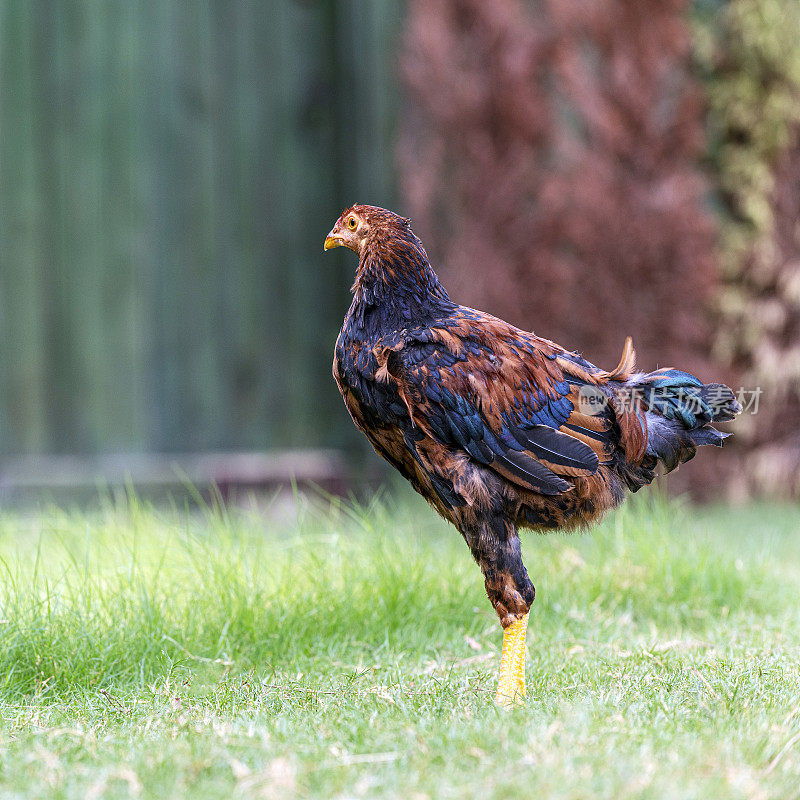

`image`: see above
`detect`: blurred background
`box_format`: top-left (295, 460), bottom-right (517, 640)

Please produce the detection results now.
top-left (0, 0), bottom-right (798, 503)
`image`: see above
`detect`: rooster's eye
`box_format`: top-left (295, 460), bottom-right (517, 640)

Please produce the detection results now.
top-left (347, 217), bottom-right (357, 230)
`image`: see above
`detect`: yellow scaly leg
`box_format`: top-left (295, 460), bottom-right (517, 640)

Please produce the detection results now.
top-left (495, 612), bottom-right (529, 707)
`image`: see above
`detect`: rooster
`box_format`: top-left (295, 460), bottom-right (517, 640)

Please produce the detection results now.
top-left (325, 205), bottom-right (740, 706)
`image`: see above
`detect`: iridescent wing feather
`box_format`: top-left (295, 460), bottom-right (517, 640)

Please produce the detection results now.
top-left (374, 311), bottom-right (618, 496)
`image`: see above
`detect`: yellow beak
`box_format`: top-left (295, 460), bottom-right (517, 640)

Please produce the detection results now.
top-left (324, 233), bottom-right (343, 251)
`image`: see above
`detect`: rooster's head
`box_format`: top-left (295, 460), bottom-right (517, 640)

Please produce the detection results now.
top-left (324, 205), bottom-right (411, 256)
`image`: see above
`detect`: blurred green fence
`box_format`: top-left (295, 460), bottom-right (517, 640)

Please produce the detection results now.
top-left (0, 0), bottom-right (401, 455)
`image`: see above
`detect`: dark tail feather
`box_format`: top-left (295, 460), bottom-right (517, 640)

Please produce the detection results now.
top-left (689, 425), bottom-right (731, 447)
top-left (698, 382), bottom-right (741, 422)
top-left (624, 369), bottom-right (741, 480)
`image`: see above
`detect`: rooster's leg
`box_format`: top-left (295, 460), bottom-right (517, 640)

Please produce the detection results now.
top-left (461, 517), bottom-right (535, 707)
top-left (496, 611), bottom-right (529, 706)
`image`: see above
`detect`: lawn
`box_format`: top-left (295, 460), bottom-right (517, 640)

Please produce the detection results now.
top-left (0, 489), bottom-right (798, 799)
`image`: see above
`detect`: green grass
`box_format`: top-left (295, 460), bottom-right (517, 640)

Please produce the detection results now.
top-left (0, 490), bottom-right (799, 799)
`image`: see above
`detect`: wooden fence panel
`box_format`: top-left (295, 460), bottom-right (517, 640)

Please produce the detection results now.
top-left (0, 0), bottom-right (401, 455)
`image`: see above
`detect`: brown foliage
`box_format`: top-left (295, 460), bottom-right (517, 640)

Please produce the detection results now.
top-left (398, 0), bottom-right (720, 379)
